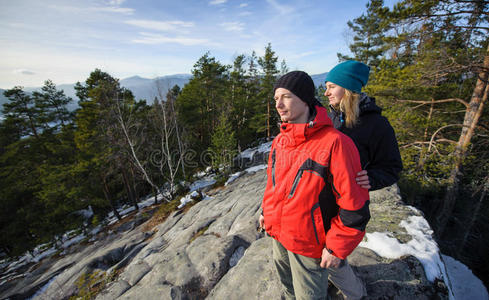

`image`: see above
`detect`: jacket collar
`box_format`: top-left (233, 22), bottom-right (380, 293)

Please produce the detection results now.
top-left (276, 105), bottom-right (333, 148)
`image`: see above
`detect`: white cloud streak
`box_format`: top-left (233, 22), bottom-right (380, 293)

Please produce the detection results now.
top-left (266, 0), bottom-right (294, 15)
top-left (131, 32), bottom-right (210, 46)
top-left (13, 69), bottom-right (36, 75)
top-left (125, 20), bottom-right (194, 32)
top-left (220, 22), bottom-right (245, 32)
top-left (92, 6), bottom-right (134, 15)
top-left (49, 4), bottom-right (134, 15)
top-left (107, 0), bottom-right (126, 5)
top-left (209, 0), bottom-right (227, 5)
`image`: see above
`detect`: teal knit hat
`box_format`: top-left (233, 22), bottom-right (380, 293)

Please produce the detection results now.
top-left (324, 60), bottom-right (370, 93)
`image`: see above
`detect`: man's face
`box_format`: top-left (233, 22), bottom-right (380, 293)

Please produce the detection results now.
top-left (325, 82), bottom-right (345, 107)
top-left (274, 88), bottom-right (309, 124)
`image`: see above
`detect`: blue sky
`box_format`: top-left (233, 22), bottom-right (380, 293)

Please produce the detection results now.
top-left (0, 0), bottom-right (396, 89)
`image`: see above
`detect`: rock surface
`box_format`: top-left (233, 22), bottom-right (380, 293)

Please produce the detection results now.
top-left (1, 169), bottom-right (448, 299)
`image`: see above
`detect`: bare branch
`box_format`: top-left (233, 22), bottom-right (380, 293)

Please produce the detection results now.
top-left (401, 138), bottom-right (457, 148)
top-left (396, 98), bottom-right (469, 108)
top-left (428, 124), bottom-right (466, 152)
top-left (419, 11), bottom-right (489, 18)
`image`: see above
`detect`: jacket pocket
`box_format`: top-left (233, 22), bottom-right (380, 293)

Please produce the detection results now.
top-left (311, 202), bottom-right (326, 246)
top-left (311, 203), bottom-right (321, 244)
top-left (288, 159), bottom-right (328, 198)
top-left (288, 169), bottom-right (304, 198)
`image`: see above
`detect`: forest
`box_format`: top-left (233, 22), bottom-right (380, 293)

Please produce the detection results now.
top-left (1, 0), bottom-right (488, 287)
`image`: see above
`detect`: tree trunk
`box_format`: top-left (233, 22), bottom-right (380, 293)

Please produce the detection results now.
top-left (437, 46), bottom-right (489, 235)
top-left (267, 100), bottom-right (271, 141)
top-left (458, 174), bottom-right (489, 257)
top-left (153, 187), bottom-right (158, 205)
top-left (102, 175), bottom-right (121, 220)
top-left (122, 168), bottom-right (138, 211)
top-left (417, 98), bottom-right (435, 170)
top-left (130, 167), bottom-right (140, 206)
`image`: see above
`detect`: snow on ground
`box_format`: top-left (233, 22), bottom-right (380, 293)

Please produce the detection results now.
top-left (26, 274), bottom-right (59, 300)
top-left (238, 141), bottom-right (272, 160)
top-left (225, 171), bottom-right (243, 186)
top-left (245, 164), bottom-right (267, 173)
top-left (239, 148), bottom-right (257, 160)
top-left (442, 255), bottom-right (489, 300)
top-left (360, 215), bottom-right (488, 300)
top-left (225, 165), bottom-right (268, 186)
top-left (189, 177), bottom-right (216, 192)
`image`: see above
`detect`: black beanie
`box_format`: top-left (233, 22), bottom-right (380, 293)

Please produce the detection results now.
top-left (273, 71), bottom-right (318, 108)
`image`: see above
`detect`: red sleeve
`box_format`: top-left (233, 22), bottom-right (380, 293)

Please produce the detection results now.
top-left (325, 133), bottom-right (370, 259)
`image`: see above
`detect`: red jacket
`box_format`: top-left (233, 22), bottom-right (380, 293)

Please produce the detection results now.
top-left (262, 105), bottom-right (370, 259)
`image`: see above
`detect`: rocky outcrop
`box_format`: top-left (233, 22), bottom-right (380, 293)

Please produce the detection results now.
top-left (2, 169), bottom-right (449, 299)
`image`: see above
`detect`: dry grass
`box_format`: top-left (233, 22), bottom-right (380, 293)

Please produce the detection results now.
top-left (141, 199), bottom-right (180, 232)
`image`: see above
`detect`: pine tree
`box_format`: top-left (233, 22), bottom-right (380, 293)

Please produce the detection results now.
top-left (345, 0), bottom-right (489, 285)
top-left (255, 43), bottom-right (280, 139)
top-left (176, 53), bottom-right (230, 160)
top-left (228, 54), bottom-right (255, 149)
top-left (74, 69), bottom-right (135, 219)
top-left (338, 0), bottom-right (390, 69)
top-left (2, 87), bottom-right (42, 139)
top-left (32, 80), bottom-right (73, 130)
top-left (210, 113), bottom-right (237, 172)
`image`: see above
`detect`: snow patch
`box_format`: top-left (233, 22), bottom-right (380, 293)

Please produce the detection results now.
top-left (26, 274), bottom-right (59, 300)
top-left (360, 216), bottom-right (443, 281)
top-left (189, 177), bottom-right (216, 192)
top-left (442, 255), bottom-right (489, 300)
top-left (245, 164), bottom-right (267, 173)
top-left (360, 215), bottom-right (461, 299)
top-left (225, 171), bottom-right (243, 186)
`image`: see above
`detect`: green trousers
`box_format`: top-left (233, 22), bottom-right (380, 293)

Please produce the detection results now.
top-left (272, 239), bottom-right (366, 300)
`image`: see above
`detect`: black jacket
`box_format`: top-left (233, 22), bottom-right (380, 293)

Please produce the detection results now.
top-left (328, 94), bottom-right (403, 191)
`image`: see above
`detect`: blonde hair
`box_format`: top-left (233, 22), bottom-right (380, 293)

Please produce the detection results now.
top-left (333, 89), bottom-right (360, 128)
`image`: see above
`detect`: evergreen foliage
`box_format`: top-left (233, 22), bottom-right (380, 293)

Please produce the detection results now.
top-left (210, 112), bottom-right (237, 172)
top-left (338, 0), bottom-right (489, 286)
top-left (0, 44), bottom-right (288, 257)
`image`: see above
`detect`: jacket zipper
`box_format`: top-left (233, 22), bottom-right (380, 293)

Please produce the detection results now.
top-left (271, 150), bottom-right (276, 187)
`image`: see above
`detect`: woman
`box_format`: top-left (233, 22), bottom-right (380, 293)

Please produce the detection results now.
top-left (324, 60), bottom-right (403, 191)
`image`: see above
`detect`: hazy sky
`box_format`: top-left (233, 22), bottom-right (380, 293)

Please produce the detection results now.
top-left (0, 0), bottom-right (396, 89)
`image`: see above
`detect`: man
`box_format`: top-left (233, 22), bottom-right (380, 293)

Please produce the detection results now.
top-left (259, 71), bottom-right (370, 299)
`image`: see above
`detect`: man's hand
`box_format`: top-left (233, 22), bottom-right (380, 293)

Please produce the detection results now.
top-left (259, 215), bottom-right (265, 230)
top-left (320, 248), bottom-right (341, 268)
top-left (356, 170), bottom-right (371, 190)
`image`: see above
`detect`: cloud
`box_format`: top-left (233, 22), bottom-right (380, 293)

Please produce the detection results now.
top-left (220, 22), bottom-right (245, 32)
top-left (290, 51), bottom-right (317, 59)
top-left (92, 6), bottom-right (134, 14)
top-left (125, 20), bottom-right (194, 32)
top-left (238, 11), bottom-right (252, 16)
top-left (209, 0), bottom-right (227, 5)
top-left (13, 69), bottom-right (36, 75)
top-left (49, 4), bottom-right (134, 15)
top-left (266, 0), bottom-right (294, 15)
top-left (131, 32), bottom-right (210, 46)
top-left (239, 3), bottom-right (248, 8)
top-left (107, 0), bottom-right (126, 5)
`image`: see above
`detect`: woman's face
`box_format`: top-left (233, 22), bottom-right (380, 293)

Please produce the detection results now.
top-left (324, 82), bottom-right (345, 107)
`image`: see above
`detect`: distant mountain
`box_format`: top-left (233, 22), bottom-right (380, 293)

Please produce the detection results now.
top-left (311, 72), bottom-right (327, 89)
top-left (1, 72), bottom-right (327, 117)
top-left (120, 74), bottom-right (192, 103)
top-left (3, 74), bottom-right (193, 117)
